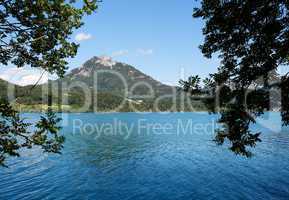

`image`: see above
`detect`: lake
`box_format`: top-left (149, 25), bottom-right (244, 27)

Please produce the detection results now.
top-left (0, 112), bottom-right (289, 200)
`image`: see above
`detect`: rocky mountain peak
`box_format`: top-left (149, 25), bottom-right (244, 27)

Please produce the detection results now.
top-left (94, 56), bottom-right (116, 68)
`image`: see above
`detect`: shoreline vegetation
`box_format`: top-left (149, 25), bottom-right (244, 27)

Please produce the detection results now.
top-left (12, 103), bottom-right (208, 113)
top-left (13, 103), bottom-right (281, 113)
top-left (0, 56), bottom-right (209, 113)
top-left (1, 56), bottom-right (282, 114)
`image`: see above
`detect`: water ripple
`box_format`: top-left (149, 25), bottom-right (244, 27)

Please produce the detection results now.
top-left (1, 113), bottom-right (289, 200)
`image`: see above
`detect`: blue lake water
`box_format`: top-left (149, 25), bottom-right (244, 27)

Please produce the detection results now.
top-left (0, 112), bottom-right (289, 200)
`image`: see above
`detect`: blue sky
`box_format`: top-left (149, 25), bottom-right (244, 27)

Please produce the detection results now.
top-left (0, 0), bottom-right (220, 86)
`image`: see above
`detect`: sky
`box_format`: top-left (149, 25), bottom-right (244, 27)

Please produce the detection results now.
top-left (0, 0), bottom-right (220, 86)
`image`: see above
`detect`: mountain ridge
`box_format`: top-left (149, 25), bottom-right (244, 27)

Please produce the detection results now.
top-left (57, 56), bottom-right (176, 98)
top-left (0, 56), bottom-right (201, 112)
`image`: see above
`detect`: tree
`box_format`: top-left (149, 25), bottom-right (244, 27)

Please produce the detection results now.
top-left (0, 0), bottom-right (99, 166)
top-left (182, 0), bottom-right (289, 156)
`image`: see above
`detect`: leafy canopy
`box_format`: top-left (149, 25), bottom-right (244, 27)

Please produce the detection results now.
top-left (0, 0), bottom-right (98, 76)
top-left (181, 0), bottom-right (289, 156)
top-left (0, 103), bottom-right (64, 167)
top-left (0, 0), bottom-right (98, 166)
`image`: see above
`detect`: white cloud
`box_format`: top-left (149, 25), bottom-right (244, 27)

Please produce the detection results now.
top-left (17, 74), bottom-right (49, 86)
top-left (0, 67), bottom-right (51, 86)
top-left (137, 48), bottom-right (153, 56)
top-left (75, 32), bottom-right (92, 42)
top-left (111, 50), bottom-right (129, 57)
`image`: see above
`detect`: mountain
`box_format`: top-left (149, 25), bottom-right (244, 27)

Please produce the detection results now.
top-left (0, 56), bottom-right (282, 112)
top-left (0, 78), bottom-right (49, 105)
top-left (56, 56), bottom-right (176, 97)
top-left (0, 56), bottom-right (205, 112)
top-left (0, 79), bottom-right (14, 100)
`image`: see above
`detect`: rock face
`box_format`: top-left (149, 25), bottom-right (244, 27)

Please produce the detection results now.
top-left (58, 56), bottom-right (176, 98)
top-left (95, 56), bottom-right (116, 68)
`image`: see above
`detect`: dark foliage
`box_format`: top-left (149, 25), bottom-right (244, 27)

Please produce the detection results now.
top-left (0, 0), bottom-right (98, 76)
top-left (0, 0), bottom-right (98, 166)
top-left (281, 75), bottom-right (289, 125)
top-left (182, 0), bottom-right (289, 156)
top-left (0, 101), bottom-right (64, 167)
